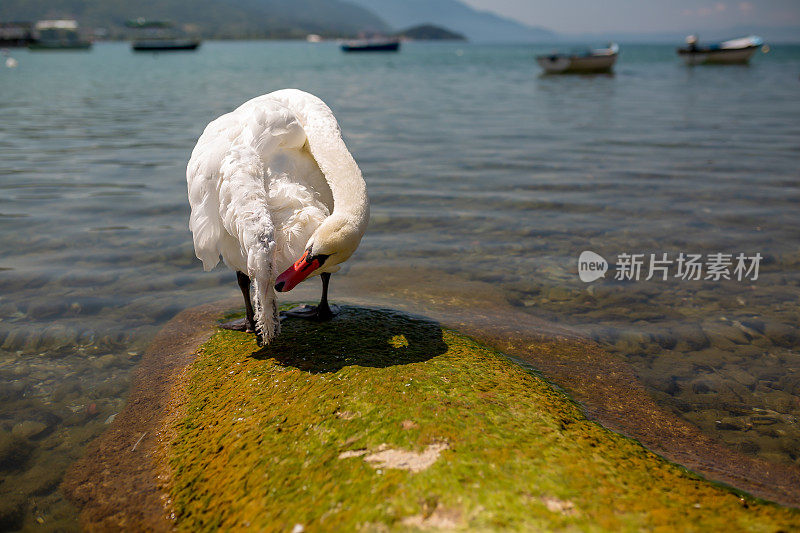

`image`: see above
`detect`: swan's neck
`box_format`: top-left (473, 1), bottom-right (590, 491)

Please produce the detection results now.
top-left (268, 89), bottom-right (369, 229)
top-left (323, 158), bottom-right (369, 226)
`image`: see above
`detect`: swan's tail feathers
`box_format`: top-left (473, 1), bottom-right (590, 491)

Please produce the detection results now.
top-left (219, 153), bottom-right (280, 344)
top-left (187, 124), bottom-right (282, 343)
top-left (248, 238), bottom-right (280, 344)
top-left (214, 146), bottom-right (281, 342)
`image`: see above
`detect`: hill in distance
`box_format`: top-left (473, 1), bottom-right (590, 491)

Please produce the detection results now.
top-left (397, 24), bottom-right (466, 41)
top-left (0, 0), bottom-right (389, 39)
top-left (346, 0), bottom-right (555, 42)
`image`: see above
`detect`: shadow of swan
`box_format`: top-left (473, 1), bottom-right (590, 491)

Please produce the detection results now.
top-left (251, 306), bottom-right (449, 373)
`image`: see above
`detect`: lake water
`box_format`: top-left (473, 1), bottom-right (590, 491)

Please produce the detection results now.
top-left (0, 41), bottom-right (798, 529)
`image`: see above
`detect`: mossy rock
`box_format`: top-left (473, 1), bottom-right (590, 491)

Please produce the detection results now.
top-left (166, 307), bottom-right (800, 531)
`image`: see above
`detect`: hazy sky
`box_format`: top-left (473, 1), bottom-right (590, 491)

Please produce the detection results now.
top-left (459, 0), bottom-right (800, 34)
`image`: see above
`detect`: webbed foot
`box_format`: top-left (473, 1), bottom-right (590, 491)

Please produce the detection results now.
top-left (220, 318), bottom-right (255, 332)
top-left (280, 303), bottom-right (340, 322)
top-left (221, 318), bottom-right (264, 346)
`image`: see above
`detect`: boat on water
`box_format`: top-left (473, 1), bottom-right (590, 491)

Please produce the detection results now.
top-left (133, 39), bottom-right (200, 52)
top-left (127, 19), bottom-right (201, 52)
top-left (677, 35), bottom-right (763, 65)
top-left (536, 43), bottom-right (618, 74)
top-left (28, 20), bottom-right (91, 50)
top-left (341, 37), bottom-right (400, 53)
top-left (0, 22), bottom-right (34, 47)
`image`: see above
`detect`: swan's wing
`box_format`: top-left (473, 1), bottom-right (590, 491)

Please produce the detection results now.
top-left (186, 115), bottom-right (233, 272)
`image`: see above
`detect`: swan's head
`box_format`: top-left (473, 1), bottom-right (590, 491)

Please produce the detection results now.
top-left (274, 213), bottom-right (366, 292)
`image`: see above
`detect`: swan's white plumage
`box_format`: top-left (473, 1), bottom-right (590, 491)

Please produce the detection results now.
top-left (187, 89), bottom-right (366, 343)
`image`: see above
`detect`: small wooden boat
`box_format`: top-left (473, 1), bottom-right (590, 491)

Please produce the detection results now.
top-left (677, 35), bottom-right (763, 65)
top-left (28, 20), bottom-right (91, 50)
top-left (127, 19), bottom-right (201, 52)
top-left (341, 38), bottom-right (400, 53)
top-left (536, 43), bottom-right (618, 74)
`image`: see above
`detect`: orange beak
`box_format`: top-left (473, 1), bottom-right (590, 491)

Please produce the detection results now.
top-left (275, 250), bottom-right (321, 292)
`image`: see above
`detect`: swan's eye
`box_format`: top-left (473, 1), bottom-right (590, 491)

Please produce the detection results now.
top-left (312, 253), bottom-right (330, 266)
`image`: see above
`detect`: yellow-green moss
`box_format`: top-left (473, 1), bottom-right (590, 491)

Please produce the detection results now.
top-left (167, 307), bottom-right (800, 531)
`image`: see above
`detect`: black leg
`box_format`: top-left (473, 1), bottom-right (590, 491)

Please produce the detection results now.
top-left (280, 272), bottom-right (340, 321)
top-left (316, 272), bottom-right (334, 320)
top-left (237, 271), bottom-right (256, 332)
top-left (221, 271), bottom-right (256, 333)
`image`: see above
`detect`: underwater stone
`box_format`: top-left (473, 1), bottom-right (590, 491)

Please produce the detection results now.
top-left (39, 324), bottom-right (79, 351)
top-left (725, 368), bottom-right (756, 388)
top-left (764, 322), bottom-right (798, 348)
top-left (12, 421), bottom-right (49, 440)
top-left (92, 354), bottom-right (117, 370)
top-left (26, 300), bottom-right (68, 320)
top-left (718, 325), bottom-right (752, 345)
top-left (546, 286), bottom-right (573, 301)
top-left (739, 318), bottom-right (765, 334)
top-left (1, 330), bottom-right (27, 352)
top-left (715, 417), bottom-right (746, 431)
top-left (22, 461), bottom-right (65, 496)
top-left (652, 331), bottom-right (677, 350)
top-left (737, 440), bottom-right (761, 455)
top-left (691, 379), bottom-right (715, 395)
top-left (0, 493), bottom-right (25, 531)
top-left (672, 323), bottom-right (709, 351)
top-left (0, 430), bottom-right (30, 470)
top-left (52, 382), bottom-right (82, 402)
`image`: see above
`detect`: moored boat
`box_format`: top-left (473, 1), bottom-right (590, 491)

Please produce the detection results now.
top-left (0, 22), bottom-right (34, 47)
top-left (28, 20), bottom-right (91, 50)
top-left (341, 38), bottom-right (400, 53)
top-left (536, 43), bottom-right (618, 74)
top-left (127, 19), bottom-right (201, 52)
top-left (132, 39), bottom-right (200, 52)
top-left (677, 35), bottom-right (763, 65)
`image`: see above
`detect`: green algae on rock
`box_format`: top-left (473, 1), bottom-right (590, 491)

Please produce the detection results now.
top-left (165, 307), bottom-right (800, 531)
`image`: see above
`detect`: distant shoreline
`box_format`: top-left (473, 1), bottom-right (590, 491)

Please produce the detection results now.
top-left (59, 38), bottom-right (800, 45)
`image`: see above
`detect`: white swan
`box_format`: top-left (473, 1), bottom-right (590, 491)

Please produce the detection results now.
top-left (186, 89), bottom-right (369, 344)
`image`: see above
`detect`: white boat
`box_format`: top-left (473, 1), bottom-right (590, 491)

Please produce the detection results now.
top-left (536, 43), bottom-right (618, 74)
top-left (677, 35), bottom-right (763, 65)
top-left (29, 20), bottom-right (91, 50)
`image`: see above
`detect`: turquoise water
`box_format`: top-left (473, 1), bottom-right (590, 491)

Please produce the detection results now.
top-left (0, 41), bottom-right (799, 529)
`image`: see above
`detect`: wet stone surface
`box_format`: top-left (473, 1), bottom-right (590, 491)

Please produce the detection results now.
top-left (162, 308), bottom-right (800, 531)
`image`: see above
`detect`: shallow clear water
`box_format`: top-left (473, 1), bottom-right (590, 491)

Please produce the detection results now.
top-left (0, 41), bottom-right (798, 529)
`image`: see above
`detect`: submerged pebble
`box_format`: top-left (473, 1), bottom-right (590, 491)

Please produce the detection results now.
top-left (12, 421), bottom-right (49, 440)
top-left (0, 430), bottom-right (30, 469)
